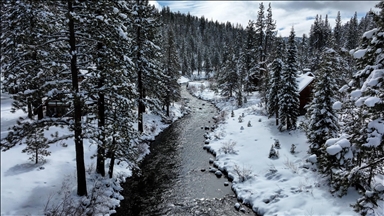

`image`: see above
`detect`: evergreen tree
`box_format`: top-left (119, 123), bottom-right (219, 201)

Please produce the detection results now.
top-left (278, 27), bottom-right (299, 131)
top-left (334, 11), bottom-right (343, 50)
top-left (264, 3), bottom-right (276, 61)
top-left (306, 48), bottom-right (340, 157)
top-left (346, 12), bottom-right (359, 50)
top-left (217, 44), bottom-right (238, 98)
top-left (255, 2), bottom-right (265, 62)
top-left (298, 33), bottom-right (310, 71)
top-left (21, 128), bottom-right (49, 164)
top-left (243, 20), bottom-right (258, 93)
top-left (267, 37), bottom-right (285, 126)
top-left (162, 27), bottom-right (181, 116)
top-left (131, 0), bottom-right (167, 133)
top-left (322, 3), bottom-right (384, 213)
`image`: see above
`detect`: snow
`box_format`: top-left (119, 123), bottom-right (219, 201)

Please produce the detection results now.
top-left (187, 85), bottom-right (368, 215)
top-left (335, 138), bottom-right (351, 148)
top-left (0, 92), bottom-right (186, 215)
top-left (308, 154), bottom-right (317, 163)
top-left (364, 97), bottom-right (381, 107)
top-left (363, 28), bottom-right (378, 39)
top-left (353, 49), bottom-right (367, 59)
top-left (326, 144), bottom-right (343, 155)
top-left (350, 89), bottom-right (362, 98)
top-left (177, 76), bottom-right (190, 84)
top-left (297, 72), bottom-right (315, 93)
top-left (332, 101), bottom-right (343, 110)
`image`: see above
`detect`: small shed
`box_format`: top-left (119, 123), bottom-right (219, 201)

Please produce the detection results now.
top-left (297, 72), bottom-right (315, 114)
top-left (45, 100), bottom-right (70, 117)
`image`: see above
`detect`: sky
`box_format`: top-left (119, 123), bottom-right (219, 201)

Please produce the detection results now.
top-left (150, 1), bottom-right (380, 37)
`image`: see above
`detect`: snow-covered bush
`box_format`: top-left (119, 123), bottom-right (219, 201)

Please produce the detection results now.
top-left (238, 115), bottom-right (243, 123)
top-left (219, 140), bottom-right (237, 154)
top-left (352, 183), bottom-right (384, 215)
top-left (233, 164), bottom-right (253, 183)
top-left (290, 144), bottom-right (296, 154)
top-left (247, 121), bottom-right (252, 127)
top-left (284, 157), bottom-right (299, 174)
top-left (274, 139), bottom-right (280, 149)
top-left (213, 110), bottom-right (228, 124)
top-left (268, 144), bottom-right (279, 159)
top-left (231, 110), bottom-right (235, 117)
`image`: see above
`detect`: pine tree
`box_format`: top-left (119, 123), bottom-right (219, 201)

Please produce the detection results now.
top-left (278, 27), bottom-right (299, 131)
top-left (306, 48), bottom-right (340, 157)
top-left (346, 12), bottom-right (359, 50)
top-left (334, 11), bottom-right (343, 50)
top-left (321, 3), bottom-right (384, 213)
top-left (21, 128), bottom-right (49, 164)
top-left (255, 2), bottom-right (265, 62)
top-left (163, 27), bottom-right (181, 116)
top-left (267, 37), bottom-right (285, 126)
top-left (297, 34), bottom-right (310, 71)
top-left (131, 0), bottom-right (167, 133)
top-left (217, 44), bottom-right (238, 98)
top-left (264, 3), bottom-right (276, 61)
top-left (243, 20), bottom-right (258, 93)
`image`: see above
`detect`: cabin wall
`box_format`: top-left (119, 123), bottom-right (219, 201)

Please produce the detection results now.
top-left (299, 84), bottom-right (313, 115)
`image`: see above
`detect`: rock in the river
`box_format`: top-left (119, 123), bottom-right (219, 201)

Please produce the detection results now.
top-left (201, 168), bottom-right (206, 172)
top-left (240, 207), bottom-right (246, 213)
top-left (209, 158), bottom-right (214, 164)
top-left (234, 203), bottom-right (241, 211)
top-left (204, 140), bottom-right (210, 144)
top-left (209, 167), bottom-right (217, 173)
top-left (224, 182), bottom-right (229, 186)
top-left (215, 170), bottom-right (222, 177)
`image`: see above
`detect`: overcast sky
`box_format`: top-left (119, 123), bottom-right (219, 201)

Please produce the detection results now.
top-left (150, 1), bottom-right (380, 37)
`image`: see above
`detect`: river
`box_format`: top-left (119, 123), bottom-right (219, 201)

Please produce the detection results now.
top-left (114, 86), bottom-right (255, 215)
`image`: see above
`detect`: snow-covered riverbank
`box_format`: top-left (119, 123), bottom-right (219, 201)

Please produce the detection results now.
top-left (0, 80), bottom-right (188, 215)
top-left (187, 80), bottom-right (383, 215)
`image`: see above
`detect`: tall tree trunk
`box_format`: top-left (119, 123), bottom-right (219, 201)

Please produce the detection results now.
top-left (35, 146), bottom-right (38, 164)
top-left (37, 98), bottom-right (43, 120)
top-left (166, 98), bottom-right (170, 117)
top-left (96, 41), bottom-right (105, 176)
top-left (275, 108), bottom-right (279, 126)
top-left (108, 138), bottom-right (116, 178)
top-left (137, 19), bottom-right (144, 133)
top-left (68, 0), bottom-right (87, 196)
top-left (27, 99), bottom-right (33, 118)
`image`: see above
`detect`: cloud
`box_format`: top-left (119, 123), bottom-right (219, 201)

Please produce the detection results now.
top-left (156, 1), bottom-right (380, 37)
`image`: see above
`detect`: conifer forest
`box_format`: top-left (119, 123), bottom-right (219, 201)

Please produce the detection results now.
top-left (1, 0), bottom-right (384, 215)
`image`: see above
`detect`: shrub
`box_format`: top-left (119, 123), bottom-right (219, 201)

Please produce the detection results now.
top-left (290, 144), bottom-right (296, 154)
top-left (247, 121), bottom-right (252, 127)
top-left (274, 139), bottom-right (280, 149)
top-left (219, 140), bottom-right (237, 154)
top-left (269, 144), bottom-right (279, 159)
top-left (234, 164), bottom-right (253, 182)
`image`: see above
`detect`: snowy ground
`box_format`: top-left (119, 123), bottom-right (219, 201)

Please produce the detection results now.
top-left (187, 80), bottom-right (383, 215)
top-left (1, 82), bottom-right (187, 215)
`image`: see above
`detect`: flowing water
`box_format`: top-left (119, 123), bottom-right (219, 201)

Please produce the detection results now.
top-left (115, 86), bottom-right (255, 215)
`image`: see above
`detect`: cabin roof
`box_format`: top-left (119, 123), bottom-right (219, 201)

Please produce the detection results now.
top-left (297, 72), bottom-right (315, 93)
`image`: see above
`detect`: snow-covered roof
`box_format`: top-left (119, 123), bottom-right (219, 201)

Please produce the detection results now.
top-left (297, 72), bottom-right (315, 93)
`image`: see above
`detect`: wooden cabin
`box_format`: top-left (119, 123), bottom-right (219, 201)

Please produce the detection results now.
top-left (297, 72), bottom-right (315, 115)
top-left (45, 100), bottom-right (70, 117)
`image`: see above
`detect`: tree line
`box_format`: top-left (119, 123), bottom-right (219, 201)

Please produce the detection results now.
top-left (1, 0), bottom-right (180, 196)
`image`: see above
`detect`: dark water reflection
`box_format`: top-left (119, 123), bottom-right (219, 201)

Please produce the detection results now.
top-left (115, 86), bottom-right (255, 215)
